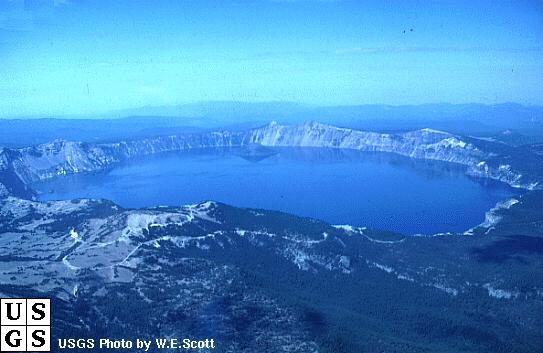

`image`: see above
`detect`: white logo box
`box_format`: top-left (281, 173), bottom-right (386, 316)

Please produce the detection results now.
top-left (0, 299), bottom-right (51, 352)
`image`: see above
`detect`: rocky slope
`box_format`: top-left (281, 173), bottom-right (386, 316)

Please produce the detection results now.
top-left (1, 121), bottom-right (542, 352)
top-left (1, 122), bottom-right (540, 199)
top-left (1, 193), bottom-right (542, 352)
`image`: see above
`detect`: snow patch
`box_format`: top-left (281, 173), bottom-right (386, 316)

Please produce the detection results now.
top-left (70, 229), bottom-right (79, 241)
top-left (483, 284), bottom-right (519, 299)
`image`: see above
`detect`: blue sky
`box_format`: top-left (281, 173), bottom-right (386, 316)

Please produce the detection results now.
top-left (1, 0), bottom-right (542, 117)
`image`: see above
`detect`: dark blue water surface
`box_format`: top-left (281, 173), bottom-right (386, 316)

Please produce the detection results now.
top-left (34, 148), bottom-right (516, 234)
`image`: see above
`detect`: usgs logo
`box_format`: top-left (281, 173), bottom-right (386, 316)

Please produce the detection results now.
top-left (0, 298), bottom-right (51, 352)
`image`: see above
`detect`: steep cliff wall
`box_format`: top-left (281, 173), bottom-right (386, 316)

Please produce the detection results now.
top-left (0, 122), bottom-right (540, 198)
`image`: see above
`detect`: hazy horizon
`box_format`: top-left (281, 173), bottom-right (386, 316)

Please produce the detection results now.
top-left (1, 100), bottom-right (543, 120)
top-left (1, 0), bottom-right (542, 117)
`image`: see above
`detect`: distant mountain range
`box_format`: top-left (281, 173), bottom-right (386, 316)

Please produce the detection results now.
top-left (110, 102), bottom-right (543, 130)
top-left (2, 102), bottom-right (543, 148)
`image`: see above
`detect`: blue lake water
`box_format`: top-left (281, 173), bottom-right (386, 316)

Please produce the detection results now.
top-left (34, 148), bottom-right (517, 234)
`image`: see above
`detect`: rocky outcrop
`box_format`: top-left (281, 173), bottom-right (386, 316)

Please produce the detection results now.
top-left (0, 122), bottom-right (541, 198)
top-left (248, 122), bottom-right (487, 165)
top-left (10, 132), bottom-right (247, 183)
top-left (467, 161), bottom-right (540, 190)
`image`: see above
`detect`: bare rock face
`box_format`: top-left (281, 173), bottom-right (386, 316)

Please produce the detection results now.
top-left (0, 122), bottom-right (541, 199)
top-left (248, 122), bottom-right (486, 166)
